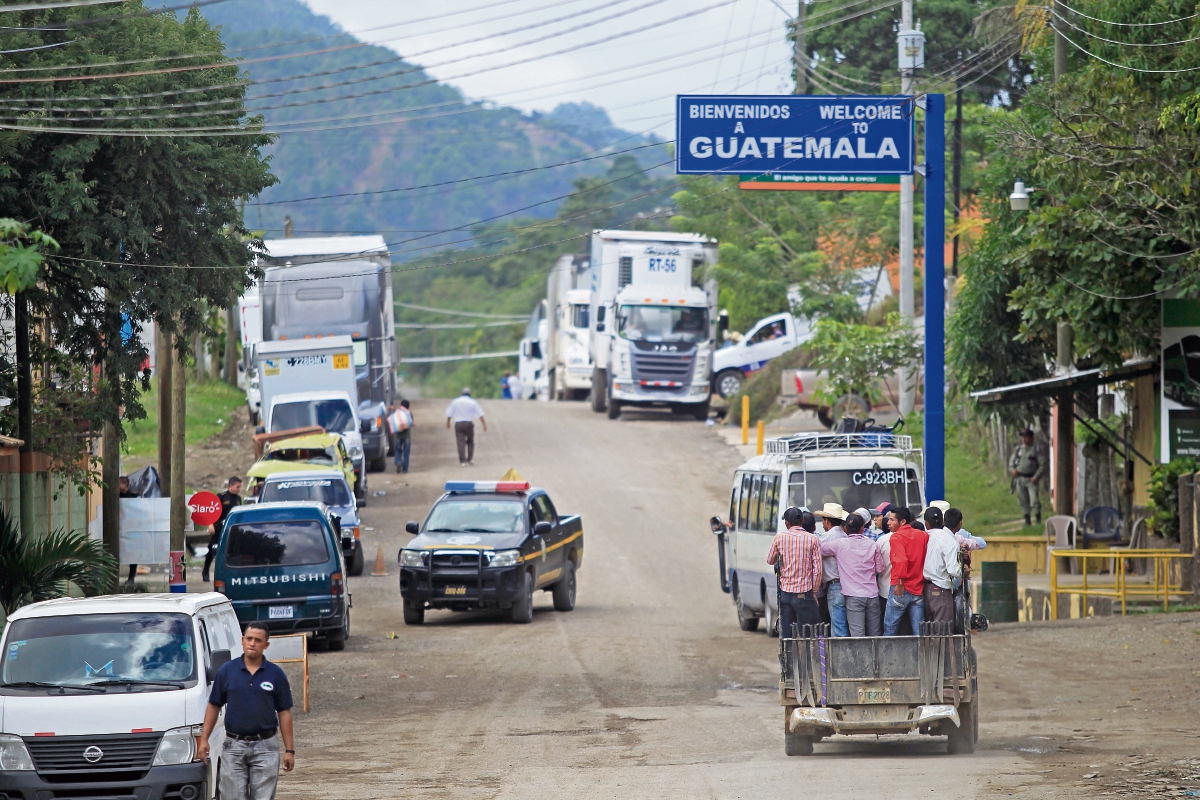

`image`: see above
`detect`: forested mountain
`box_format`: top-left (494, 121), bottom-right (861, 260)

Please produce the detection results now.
top-left (202, 0), bottom-right (668, 250)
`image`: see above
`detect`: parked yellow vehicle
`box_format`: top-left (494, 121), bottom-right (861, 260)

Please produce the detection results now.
top-left (245, 432), bottom-right (360, 502)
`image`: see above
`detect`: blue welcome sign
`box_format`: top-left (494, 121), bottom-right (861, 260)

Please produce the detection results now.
top-left (675, 94), bottom-right (915, 176)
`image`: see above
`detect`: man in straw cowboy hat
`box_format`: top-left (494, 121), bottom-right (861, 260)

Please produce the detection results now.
top-left (813, 502), bottom-right (850, 637)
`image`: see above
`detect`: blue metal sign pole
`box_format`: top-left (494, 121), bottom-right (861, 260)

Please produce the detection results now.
top-left (923, 94), bottom-right (945, 501)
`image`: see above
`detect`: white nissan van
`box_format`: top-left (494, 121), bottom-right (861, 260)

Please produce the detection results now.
top-left (0, 593), bottom-right (243, 800)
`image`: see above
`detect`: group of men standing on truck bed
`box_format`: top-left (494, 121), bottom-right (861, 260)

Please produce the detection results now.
top-left (766, 500), bottom-right (986, 639)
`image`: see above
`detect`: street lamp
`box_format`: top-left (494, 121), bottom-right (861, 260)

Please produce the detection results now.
top-left (1009, 181), bottom-right (1030, 211)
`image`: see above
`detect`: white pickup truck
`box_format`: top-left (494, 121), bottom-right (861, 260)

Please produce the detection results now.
top-left (711, 312), bottom-right (811, 399)
top-left (0, 593), bottom-right (243, 800)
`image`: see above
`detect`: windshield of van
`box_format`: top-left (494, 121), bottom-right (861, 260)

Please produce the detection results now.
top-left (264, 446), bottom-right (338, 466)
top-left (1, 613), bottom-right (195, 688)
top-left (424, 500), bottom-right (524, 533)
top-left (271, 399), bottom-right (354, 433)
top-left (223, 520), bottom-right (330, 567)
top-left (617, 305), bottom-right (707, 345)
top-left (261, 478), bottom-right (351, 506)
top-left (787, 468), bottom-right (920, 512)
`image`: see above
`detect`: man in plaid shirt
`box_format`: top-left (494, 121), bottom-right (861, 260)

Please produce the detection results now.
top-left (767, 507), bottom-right (824, 637)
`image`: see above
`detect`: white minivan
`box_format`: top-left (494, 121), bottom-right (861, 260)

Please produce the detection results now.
top-left (0, 593), bottom-right (243, 800)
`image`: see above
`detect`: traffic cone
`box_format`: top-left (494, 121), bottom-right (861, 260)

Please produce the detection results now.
top-left (371, 544), bottom-right (388, 577)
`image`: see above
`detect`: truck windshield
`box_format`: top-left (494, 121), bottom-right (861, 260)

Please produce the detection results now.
top-left (223, 520), bottom-right (330, 567)
top-left (617, 305), bottom-right (708, 344)
top-left (272, 399), bottom-right (355, 433)
top-left (424, 500), bottom-right (524, 533)
top-left (570, 304), bottom-right (589, 329)
top-left (1, 613), bottom-right (196, 687)
top-left (788, 468), bottom-right (921, 512)
top-left (262, 478), bottom-right (351, 506)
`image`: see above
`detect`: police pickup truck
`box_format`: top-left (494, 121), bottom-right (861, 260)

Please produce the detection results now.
top-left (398, 481), bottom-right (583, 625)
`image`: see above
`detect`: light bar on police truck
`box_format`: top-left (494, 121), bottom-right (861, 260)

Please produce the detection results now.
top-left (444, 481), bottom-right (530, 493)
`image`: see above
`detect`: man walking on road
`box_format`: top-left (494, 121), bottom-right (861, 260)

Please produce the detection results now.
top-left (390, 400), bottom-right (413, 474)
top-left (921, 507), bottom-right (961, 624)
top-left (820, 512), bottom-right (885, 636)
top-left (198, 622), bottom-right (295, 800)
top-left (884, 506), bottom-right (928, 636)
top-left (767, 507), bottom-right (823, 637)
top-left (446, 388), bottom-right (487, 466)
top-left (202, 476), bottom-right (242, 582)
top-left (813, 503), bottom-right (850, 637)
top-left (1009, 428), bottom-right (1045, 527)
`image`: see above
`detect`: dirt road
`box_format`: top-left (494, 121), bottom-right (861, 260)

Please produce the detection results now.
top-left (266, 399), bottom-right (1200, 799)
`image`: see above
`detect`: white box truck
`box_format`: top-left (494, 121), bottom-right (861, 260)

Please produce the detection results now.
top-left (255, 336), bottom-right (358, 416)
top-left (545, 254), bottom-right (594, 401)
top-left (586, 230), bottom-right (718, 420)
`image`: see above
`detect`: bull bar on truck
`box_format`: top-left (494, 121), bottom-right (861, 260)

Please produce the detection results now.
top-left (781, 622), bottom-right (974, 736)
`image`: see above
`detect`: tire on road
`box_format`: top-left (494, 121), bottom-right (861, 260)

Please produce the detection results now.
top-left (348, 540), bottom-right (365, 576)
top-left (327, 614), bottom-right (349, 652)
top-left (591, 368), bottom-right (608, 413)
top-left (736, 593), bottom-right (759, 632)
top-left (552, 561), bottom-right (577, 612)
top-left (784, 733), bottom-right (814, 756)
top-left (693, 400), bottom-right (710, 421)
top-left (713, 369), bottom-right (744, 399)
top-left (402, 599), bottom-right (425, 626)
top-left (369, 454), bottom-right (387, 473)
top-left (606, 380), bottom-right (621, 420)
top-left (946, 702), bottom-right (976, 754)
top-left (511, 570), bottom-right (534, 624)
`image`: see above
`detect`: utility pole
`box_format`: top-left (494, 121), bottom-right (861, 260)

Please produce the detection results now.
top-left (224, 302), bottom-right (238, 386)
top-left (157, 325), bottom-right (172, 497)
top-left (792, 0), bottom-right (807, 94)
top-left (14, 292), bottom-right (34, 536)
top-left (897, 0), bottom-right (917, 416)
top-left (169, 332), bottom-right (187, 590)
top-left (951, 81), bottom-right (963, 280)
top-left (1055, 322), bottom-right (1074, 516)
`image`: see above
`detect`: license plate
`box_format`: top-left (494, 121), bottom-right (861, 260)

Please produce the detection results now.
top-left (857, 687), bottom-right (892, 703)
top-left (443, 586), bottom-right (467, 596)
top-left (268, 606), bottom-right (294, 619)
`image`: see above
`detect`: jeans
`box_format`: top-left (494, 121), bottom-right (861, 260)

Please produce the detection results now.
top-left (394, 435), bottom-right (410, 473)
top-left (844, 594), bottom-right (882, 636)
top-left (454, 421), bottom-right (475, 463)
top-left (220, 736), bottom-right (280, 800)
top-left (778, 589), bottom-right (822, 638)
top-left (884, 585), bottom-right (924, 636)
top-left (826, 580), bottom-right (849, 637)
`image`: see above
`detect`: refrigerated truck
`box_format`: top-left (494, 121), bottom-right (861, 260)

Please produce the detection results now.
top-left (545, 254), bottom-right (594, 401)
top-left (254, 336), bottom-right (358, 419)
top-left (586, 231), bottom-right (718, 420)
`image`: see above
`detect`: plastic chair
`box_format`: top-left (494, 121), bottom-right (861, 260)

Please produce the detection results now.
top-left (1110, 516), bottom-right (1148, 575)
top-left (1044, 515), bottom-right (1077, 574)
top-left (1081, 506), bottom-right (1123, 547)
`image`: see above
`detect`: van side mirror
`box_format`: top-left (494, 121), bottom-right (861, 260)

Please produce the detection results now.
top-left (596, 305), bottom-right (606, 332)
top-left (710, 516), bottom-right (728, 535)
top-left (405, 521), bottom-right (419, 535)
top-left (359, 419), bottom-right (372, 434)
top-left (209, 649), bottom-right (231, 683)
top-left (533, 520), bottom-right (552, 536)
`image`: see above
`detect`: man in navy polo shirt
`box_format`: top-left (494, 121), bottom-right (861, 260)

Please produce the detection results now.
top-left (197, 622), bottom-right (295, 800)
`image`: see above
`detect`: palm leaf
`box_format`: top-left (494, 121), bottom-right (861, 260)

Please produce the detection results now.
top-left (0, 506), bottom-right (115, 615)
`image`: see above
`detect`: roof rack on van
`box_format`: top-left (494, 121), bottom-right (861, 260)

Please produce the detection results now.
top-left (765, 432), bottom-right (914, 455)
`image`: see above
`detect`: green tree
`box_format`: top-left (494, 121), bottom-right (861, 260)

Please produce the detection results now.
top-left (0, 507), bottom-right (115, 616)
top-left (808, 313), bottom-right (922, 410)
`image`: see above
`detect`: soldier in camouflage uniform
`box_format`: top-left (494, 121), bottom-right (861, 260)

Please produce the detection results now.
top-left (1009, 428), bottom-right (1045, 527)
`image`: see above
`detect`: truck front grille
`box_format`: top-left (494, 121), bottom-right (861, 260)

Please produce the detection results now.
top-left (630, 349), bottom-right (695, 385)
top-left (26, 732), bottom-right (162, 774)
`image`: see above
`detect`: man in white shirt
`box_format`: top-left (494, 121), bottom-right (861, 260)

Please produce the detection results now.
top-left (921, 506), bottom-right (962, 623)
top-left (507, 372), bottom-right (523, 400)
top-left (445, 388), bottom-right (487, 466)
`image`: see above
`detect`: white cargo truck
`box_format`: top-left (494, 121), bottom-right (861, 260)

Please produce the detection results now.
top-left (254, 336), bottom-right (358, 417)
top-left (586, 230), bottom-right (719, 420)
top-left (545, 254), bottom-right (594, 401)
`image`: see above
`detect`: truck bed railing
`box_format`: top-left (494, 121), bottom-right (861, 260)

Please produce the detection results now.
top-left (781, 621), bottom-right (969, 708)
top-left (765, 432), bottom-right (914, 455)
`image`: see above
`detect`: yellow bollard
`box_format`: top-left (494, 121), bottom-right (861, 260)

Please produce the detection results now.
top-left (741, 396), bottom-right (750, 445)
top-left (756, 419), bottom-right (764, 455)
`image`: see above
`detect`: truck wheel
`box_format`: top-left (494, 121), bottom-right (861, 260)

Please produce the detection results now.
top-left (248, 408), bottom-right (259, 426)
top-left (348, 541), bottom-right (365, 576)
top-left (402, 599), bottom-right (424, 626)
top-left (327, 614), bottom-right (349, 652)
top-left (552, 561), bottom-right (577, 611)
top-left (591, 368), bottom-right (608, 412)
top-left (511, 571), bottom-right (534, 624)
top-left (736, 596), bottom-right (760, 632)
top-left (946, 702), bottom-right (975, 754)
top-left (784, 733), bottom-right (813, 756)
top-left (369, 454), bottom-right (386, 473)
top-left (606, 382), bottom-right (621, 419)
top-left (765, 600), bottom-right (779, 638)
top-left (714, 369), bottom-right (744, 399)
top-left (693, 400), bottom-right (710, 421)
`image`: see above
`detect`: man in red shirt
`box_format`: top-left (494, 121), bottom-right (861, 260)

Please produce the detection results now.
top-left (884, 506), bottom-right (929, 636)
top-left (767, 507), bottom-right (824, 638)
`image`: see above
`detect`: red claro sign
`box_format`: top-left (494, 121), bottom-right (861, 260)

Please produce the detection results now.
top-left (188, 491), bottom-right (222, 525)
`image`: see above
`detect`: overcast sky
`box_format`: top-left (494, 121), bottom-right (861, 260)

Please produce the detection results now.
top-left (301, 0), bottom-right (797, 138)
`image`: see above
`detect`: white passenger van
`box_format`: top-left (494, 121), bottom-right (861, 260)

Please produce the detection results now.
top-left (0, 593), bottom-right (243, 800)
top-left (713, 431), bottom-right (925, 635)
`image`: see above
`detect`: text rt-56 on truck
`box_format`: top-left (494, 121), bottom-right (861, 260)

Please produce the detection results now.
top-left (398, 481), bottom-right (583, 625)
top-left (586, 230), bottom-right (718, 420)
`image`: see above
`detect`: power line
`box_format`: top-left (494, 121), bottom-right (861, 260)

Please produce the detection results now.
top-left (0, 0), bottom-right (125, 12)
top-left (1050, 8), bottom-right (1200, 47)
top-left (0, 39), bottom-right (76, 54)
top-left (1052, 0), bottom-right (1200, 28)
top-left (396, 320), bottom-right (525, 329)
top-left (393, 302), bottom-right (527, 319)
top-left (1055, 27), bottom-right (1200, 72)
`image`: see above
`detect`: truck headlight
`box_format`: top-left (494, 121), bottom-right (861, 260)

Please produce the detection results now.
top-left (152, 725), bottom-right (201, 766)
top-left (0, 734), bottom-right (34, 771)
top-left (400, 549), bottom-right (427, 567)
top-left (487, 549), bottom-right (521, 568)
